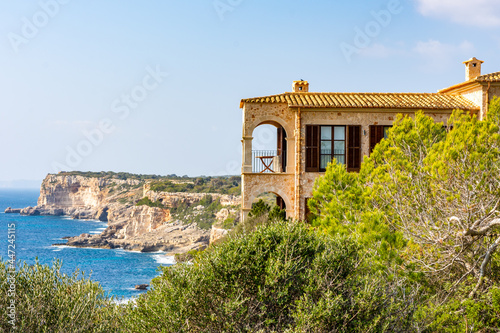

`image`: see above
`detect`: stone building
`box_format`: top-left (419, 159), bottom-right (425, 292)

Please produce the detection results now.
top-left (239, 58), bottom-right (500, 221)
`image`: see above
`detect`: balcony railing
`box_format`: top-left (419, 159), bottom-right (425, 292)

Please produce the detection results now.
top-left (252, 150), bottom-right (283, 173)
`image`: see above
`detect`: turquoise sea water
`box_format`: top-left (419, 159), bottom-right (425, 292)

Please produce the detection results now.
top-left (0, 189), bottom-right (173, 300)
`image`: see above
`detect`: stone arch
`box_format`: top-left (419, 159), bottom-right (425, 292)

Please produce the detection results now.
top-left (246, 115), bottom-right (293, 140)
top-left (247, 186), bottom-right (293, 218)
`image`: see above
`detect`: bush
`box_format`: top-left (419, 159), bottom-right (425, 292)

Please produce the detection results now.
top-left (122, 221), bottom-right (416, 332)
top-left (248, 199), bottom-right (270, 218)
top-left (416, 286), bottom-right (500, 332)
top-left (148, 176), bottom-right (241, 195)
top-left (0, 260), bottom-right (119, 332)
top-left (135, 197), bottom-right (165, 208)
top-left (268, 205), bottom-right (287, 222)
top-left (174, 249), bottom-right (204, 263)
top-left (170, 196), bottom-right (226, 230)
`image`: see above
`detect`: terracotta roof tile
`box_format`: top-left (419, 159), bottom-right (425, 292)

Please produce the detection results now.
top-left (240, 92), bottom-right (479, 111)
top-left (439, 71), bottom-right (500, 93)
top-left (476, 71), bottom-right (500, 82)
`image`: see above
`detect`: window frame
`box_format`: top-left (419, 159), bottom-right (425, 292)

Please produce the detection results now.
top-left (319, 126), bottom-right (346, 172)
top-left (306, 125), bottom-right (361, 173)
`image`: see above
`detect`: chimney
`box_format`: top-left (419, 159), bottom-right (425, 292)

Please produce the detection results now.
top-left (292, 80), bottom-right (309, 92)
top-left (463, 57), bottom-right (484, 81)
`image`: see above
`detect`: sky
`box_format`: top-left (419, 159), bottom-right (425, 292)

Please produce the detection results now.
top-left (1, 0), bottom-right (500, 186)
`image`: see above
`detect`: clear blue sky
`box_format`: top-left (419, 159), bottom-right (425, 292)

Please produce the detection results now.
top-left (1, 0), bottom-right (500, 183)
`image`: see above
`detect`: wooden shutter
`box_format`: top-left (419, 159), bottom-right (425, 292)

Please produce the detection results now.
top-left (369, 125), bottom-right (385, 154)
top-left (277, 127), bottom-right (287, 172)
top-left (347, 125), bottom-right (361, 172)
top-left (305, 125), bottom-right (319, 172)
top-left (276, 196), bottom-right (286, 210)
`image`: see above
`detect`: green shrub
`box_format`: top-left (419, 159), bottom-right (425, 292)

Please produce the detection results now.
top-left (148, 176), bottom-right (241, 195)
top-left (135, 197), bottom-right (165, 208)
top-left (248, 199), bottom-right (270, 218)
top-left (221, 217), bottom-right (236, 229)
top-left (268, 205), bottom-right (286, 222)
top-left (229, 213), bottom-right (271, 236)
top-left (117, 198), bottom-right (128, 205)
top-left (122, 221), bottom-right (416, 332)
top-left (170, 197), bottom-right (226, 230)
top-left (174, 249), bottom-right (204, 263)
top-left (0, 260), bottom-right (119, 332)
top-left (416, 286), bottom-right (500, 332)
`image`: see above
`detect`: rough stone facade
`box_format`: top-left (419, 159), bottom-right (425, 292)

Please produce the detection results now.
top-left (240, 59), bottom-right (500, 221)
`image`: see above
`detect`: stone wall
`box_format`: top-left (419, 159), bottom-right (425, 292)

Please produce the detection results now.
top-left (241, 173), bottom-right (295, 219)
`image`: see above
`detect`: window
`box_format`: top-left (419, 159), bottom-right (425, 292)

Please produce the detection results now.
top-left (306, 125), bottom-right (361, 172)
top-left (369, 125), bottom-right (392, 153)
top-left (320, 126), bottom-right (345, 169)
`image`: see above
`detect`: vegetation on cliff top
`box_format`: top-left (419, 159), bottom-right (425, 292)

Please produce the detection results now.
top-left (58, 171), bottom-right (166, 181)
top-left (148, 176), bottom-right (241, 195)
top-left (169, 195), bottom-right (229, 230)
top-left (56, 171), bottom-right (242, 195)
top-left (135, 197), bottom-right (166, 209)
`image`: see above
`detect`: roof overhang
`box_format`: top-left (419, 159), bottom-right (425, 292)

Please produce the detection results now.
top-left (240, 92), bottom-right (480, 112)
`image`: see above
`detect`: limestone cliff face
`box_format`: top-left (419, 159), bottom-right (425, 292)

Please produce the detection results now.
top-left (21, 173), bottom-right (239, 253)
top-left (38, 174), bottom-right (103, 208)
top-left (37, 174), bottom-right (139, 212)
top-left (122, 206), bottom-right (171, 238)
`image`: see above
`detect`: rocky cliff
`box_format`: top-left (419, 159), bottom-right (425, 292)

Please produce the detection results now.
top-left (17, 173), bottom-right (240, 254)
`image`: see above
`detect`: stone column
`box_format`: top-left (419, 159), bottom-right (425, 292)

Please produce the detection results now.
top-left (285, 137), bottom-right (295, 173)
top-left (294, 108), bottom-right (302, 220)
top-left (241, 137), bottom-right (253, 174)
top-left (241, 208), bottom-right (251, 222)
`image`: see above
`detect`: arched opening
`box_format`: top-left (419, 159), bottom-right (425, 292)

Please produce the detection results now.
top-left (251, 123), bottom-right (287, 173)
top-left (249, 192), bottom-right (287, 218)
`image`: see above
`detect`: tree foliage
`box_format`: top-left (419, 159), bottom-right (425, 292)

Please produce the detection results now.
top-left (309, 98), bottom-right (500, 329)
top-left (122, 221), bottom-right (416, 332)
top-left (0, 260), bottom-right (119, 333)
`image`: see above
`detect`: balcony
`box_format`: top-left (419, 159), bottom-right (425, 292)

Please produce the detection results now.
top-left (252, 150), bottom-right (285, 173)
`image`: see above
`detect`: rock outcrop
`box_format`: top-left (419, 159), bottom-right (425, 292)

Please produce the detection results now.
top-left (23, 173), bottom-right (240, 254)
top-left (4, 207), bottom-right (22, 214)
top-left (209, 225), bottom-right (229, 244)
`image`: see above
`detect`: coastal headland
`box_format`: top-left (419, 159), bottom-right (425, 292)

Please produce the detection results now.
top-left (7, 172), bottom-right (241, 254)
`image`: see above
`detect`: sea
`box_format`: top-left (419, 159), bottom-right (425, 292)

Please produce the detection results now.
top-left (0, 189), bottom-right (174, 301)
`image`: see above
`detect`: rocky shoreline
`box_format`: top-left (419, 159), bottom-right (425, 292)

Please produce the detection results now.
top-left (52, 221), bottom-right (211, 254)
top-left (10, 173), bottom-right (240, 254)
